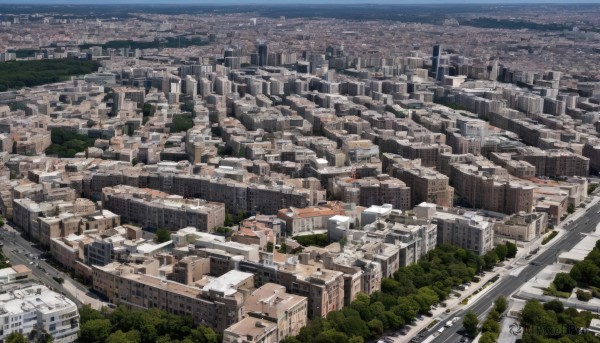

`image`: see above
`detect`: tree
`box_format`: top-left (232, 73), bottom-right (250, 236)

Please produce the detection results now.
top-left (570, 260), bottom-right (600, 287)
top-left (495, 244), bottom-right (508, 261)
top-left (189, 325), bottom-right (219, 343)
top-left (5, 333), bottom-right (27, 343)
top-left (367, 319), bottom-right (384, 338)
top-left (155, 228), bottom-right (171, 244)
top-left (172, 116), bottom-right (194, 133)
top-left (79, 319), bottom-right (111, 343)
top-left (481, 318), bottom-right (500, 334)
top-left (543, 299), bottom-right (564, 313)
top-left (479, 332), bottom-right (498, 343)
top-left (520, 300), bottom-right (546, 327)
top-left (567, 203), bottom-right (575, 214)
top-left (463, 310), bottom-right (479, 338)
top-left (79, 304), bottom-right (103, 324)
top-left (314, 329), bottom-right (348, 343)
top-left (35, 331), bottom-right (54, 343)
top-left (576, 289), bottom-right (592, 302)
top-left (494, 295), bottom-right (508, 314)
top-left (554, 273), bottom-right (577, 292)
top-left (483, 250), bottom-right (498, 269)
top-left (506, 241), bottom-right (517, 259)
top-left (106, 330), bottom-right (141, 343)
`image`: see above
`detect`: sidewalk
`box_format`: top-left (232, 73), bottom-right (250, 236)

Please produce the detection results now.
top-left (398, 270), bottom-right (501, 342)
top-left (62, 279), bottom-right (105, 310)
top-left (541, 195), bottom-right (600, 250)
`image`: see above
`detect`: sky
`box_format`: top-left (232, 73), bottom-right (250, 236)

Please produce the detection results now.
top-left (1, 0), bottom-right (599, 4)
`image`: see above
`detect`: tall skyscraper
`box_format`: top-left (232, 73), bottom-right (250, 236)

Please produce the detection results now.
top-left (258, 43), bottom-right (268, 67)
top-left (432, 44), bottom-right (442, 80)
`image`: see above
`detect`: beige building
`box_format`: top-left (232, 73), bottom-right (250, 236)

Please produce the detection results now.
top-left (223, 318), bottom-right (278, 343)
top-left (92, 264), bottom-right (251, 332)
top-left (101, 185), bottom-right (225, 232)
top-left (243, 283), bottom-right (308, 341)
top-left (332, 175), bottom-right (412, 210)
top-left (395, 166), bottom-right (454, 207)
top-left (435, 211), bottom-right (495, 255)
top-left (442, 154), bottom-right (534, 215)
top-left (277, 203), bottom-right (346, 236)
top-left (495, 212), bottom-right (547, 242)
top-left (519, 148), bottom-right (589, 178)
top-left (50, 234), bottom-right (89, 271)
top-left (277, 262), bottom-right (345, 319)
top-left (167, 256), bottom-right (211, 285)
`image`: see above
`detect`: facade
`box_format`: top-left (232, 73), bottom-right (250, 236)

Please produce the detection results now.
top-left (394, 166), bottom-right (454, 207)
top-left (278, 264), bottom-right (345, 319)
top-left (243, 283), bottom-right (308, 342)
top-left (223, 318), bottom-right (278, 343)
top-left (387, 223), bottom-right (438, 266)
top-left (441, 154), bottom-right (534, 215)
top-left (0, 284), bottom-right (79, 343)
top-left (101, 185), bottom-right (225, 232)
top-left (277, 203), bottom-right (346, 236)
top-left (92, 265), bottom-right (251, 332)
top-left (332, 175), bottom-right (411, 210)
top-left (435, 211), bottom-right (495, 255)
top-left (495, 212), bottom-right (548, 242)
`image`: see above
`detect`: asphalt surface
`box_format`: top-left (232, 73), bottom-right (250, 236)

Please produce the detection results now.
top-left (0, 223), bottom-right (103, 307)
top-left (427, 200), bottom-right (600, 343)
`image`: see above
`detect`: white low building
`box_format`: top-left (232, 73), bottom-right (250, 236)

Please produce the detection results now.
top-left (0, 284), bottom-right (79, 342)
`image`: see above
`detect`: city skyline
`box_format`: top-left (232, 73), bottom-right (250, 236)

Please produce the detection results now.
top-left (2, 0), bottom-right (600, 4)
top-left (0, 2), bottom-right (599, 343)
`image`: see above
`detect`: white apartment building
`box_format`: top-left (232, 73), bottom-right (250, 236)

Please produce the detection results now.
top-left (0, 284), bottom-right (79, 342)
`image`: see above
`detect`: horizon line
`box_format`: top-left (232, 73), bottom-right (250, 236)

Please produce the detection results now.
top-left (1, 1), bottom-right (600, 5)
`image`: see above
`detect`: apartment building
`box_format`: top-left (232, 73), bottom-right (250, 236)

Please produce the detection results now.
top-left (277, 263), bottom-right (345, 319)
top-left (332, 175), bottom-right (411, 210)
top-left (0, 283), bottom-right (79, 343)
top-left (394, 166), bottom-right (454, 207)
top-left (242, 283), bottom-right (308, 341)
top-left (435, 211), bottom-right (495, 255)
top-left (101, 185), bottom-right (225, 232)
top-left (495, 212), bottom-right (548, 242)
top-left (386, 223), bottom-right (438, 266)
top-left (519, 148), bottom-right (590, 178)
top-left (223, 318), bottom-right (278, 343)
top-left (440, 154), bottom-right (535, 215)
top-left (277, 203), bottom-right (347, 236)
top-left (92, 264), bottom-right (251, 332)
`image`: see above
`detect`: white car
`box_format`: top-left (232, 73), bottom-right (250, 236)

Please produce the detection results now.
top-left (444, 321), bottom-right (453, 328)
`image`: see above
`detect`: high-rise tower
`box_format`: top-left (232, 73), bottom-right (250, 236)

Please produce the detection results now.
top-left (258, 43), bottom-right (268, 67)
top-left (432, 44), bottom-right (442, 80)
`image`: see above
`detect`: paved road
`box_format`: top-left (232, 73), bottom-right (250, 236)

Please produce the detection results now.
top-left (429, 200), bottom-right (600, 343)
top-left (0, 223), bottom-right (106, 309)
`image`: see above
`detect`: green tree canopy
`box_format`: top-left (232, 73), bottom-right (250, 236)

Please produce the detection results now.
top-left (554, 273), bottom-right (577, 292)
top-left (494, 295), bottom-right (508, 314)
top-left (6, 333), bottom-right (27, 343)
top-left (495, 244), bottom-right (508, 261)
top-left (505, 241), bottom-right (518, 259)
top-left (0, 59), bottom-right (100, 92)
top-left (78, 319), bottom-right (111, 343)
top-left (155, 228), bottom-right (171, 244)
top-left (106, 330), bottom-right (141, 343)
top-left (463, 310), bottom-right (479, 338)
